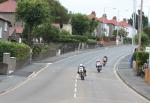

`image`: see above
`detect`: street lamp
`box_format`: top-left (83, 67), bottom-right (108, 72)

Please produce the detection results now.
top-left (132, 0), bottom-right (137, 45)
top-left (138, 0), bottom-right (143, 50)
top-left (112, 8), bottom-right (120, 45)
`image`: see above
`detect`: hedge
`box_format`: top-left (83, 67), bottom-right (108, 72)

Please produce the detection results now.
top-left (32, 43), bottom-right (49, 55)
top-left (58, 35), bottom-right (88, 43)
top-left (0, 41), bottom-right (31, 62)
top-left (133, 51), bottom-right (149, 67)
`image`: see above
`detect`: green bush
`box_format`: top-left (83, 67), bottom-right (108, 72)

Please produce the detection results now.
top-left (134, 51), bottom-right (149, 67)
top-left (32, 44), bottom-right (49, 55)
top-left (58, 35), bottom-right (88, 43)
top-left (87, 39), bottom-right (97, 44)
top-left (123, 37), bottom-right (132, 44)
top-left (0, 41), bottom-right (30, 62)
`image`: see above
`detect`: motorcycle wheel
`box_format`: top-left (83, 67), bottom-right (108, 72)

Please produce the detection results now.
top-left (81, 75), bottom-right (84, 80)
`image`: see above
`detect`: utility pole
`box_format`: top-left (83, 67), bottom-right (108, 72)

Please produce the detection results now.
top-left (132, 0), bottom-right (136, 45)
top-left (138, 0), bottom-right (143, 50)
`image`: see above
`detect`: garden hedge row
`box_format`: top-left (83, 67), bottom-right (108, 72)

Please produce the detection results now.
top-left (0, 41), bottom-right (30, 62)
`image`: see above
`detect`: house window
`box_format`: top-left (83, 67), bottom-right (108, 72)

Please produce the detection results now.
top-left (4, 22), bottom-right (7, 31)
top-left (0, 27), bottom-right (2, 38)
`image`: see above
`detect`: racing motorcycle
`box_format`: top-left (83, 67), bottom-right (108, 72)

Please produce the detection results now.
top-left (78, 67), bottom-right (85, 80)
top-left (96, 61), bottom-right (102, 72)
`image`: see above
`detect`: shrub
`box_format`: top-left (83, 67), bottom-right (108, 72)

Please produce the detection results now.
top-left (87, 39), bottom-right (97, 44)
top-left (0, 41), bottom-right (30, 62)
top-left (134, 51), bottom-right (149, 67)
top-left (123, 37), bottom-right (132, 44)
top-left (58, 35), bottom-right (88, 43)
top-left (32, 44), bottom-right (49, 55)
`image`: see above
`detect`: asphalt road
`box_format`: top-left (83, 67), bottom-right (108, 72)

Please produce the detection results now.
top-left (0, 45), bottom-right (149, 103)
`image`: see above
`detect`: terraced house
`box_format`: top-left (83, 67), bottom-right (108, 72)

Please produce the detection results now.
top-left (88, 11), bottom-right (136, 39)
top-left (0, 0), bottom-right (23, 42)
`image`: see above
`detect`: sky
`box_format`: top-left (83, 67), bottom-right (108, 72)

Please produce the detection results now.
top-left (59, 0), bottom-right (150, 21)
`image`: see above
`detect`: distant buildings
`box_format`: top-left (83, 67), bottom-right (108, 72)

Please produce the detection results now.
top-left (88, 11), bottom-right (137, 39)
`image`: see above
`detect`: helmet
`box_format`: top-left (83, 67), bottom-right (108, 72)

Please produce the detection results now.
top-left (97, 59), bottom-right (100, 61)
top-left (79, 64), bottom-right (83, 66)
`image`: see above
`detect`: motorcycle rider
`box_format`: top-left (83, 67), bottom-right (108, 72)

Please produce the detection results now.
top-left (103, 56), bottom-right (108, 66)
top-left (96, 59), bottom-right (102, 68)
top-left (78, 64), bottom-right (86, 76)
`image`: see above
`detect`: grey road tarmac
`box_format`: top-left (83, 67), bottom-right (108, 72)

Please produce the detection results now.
top-left (0, 45), bottom-right (149, 103)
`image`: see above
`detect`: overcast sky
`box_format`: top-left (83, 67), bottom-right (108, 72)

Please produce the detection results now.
top-left (59, 0), bottom-right (150, 21)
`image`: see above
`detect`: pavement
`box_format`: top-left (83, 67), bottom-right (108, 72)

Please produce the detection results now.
top-left (117, 55), bottom-right (150, 101)
top-left (0, 45), bottom-right (150, 102)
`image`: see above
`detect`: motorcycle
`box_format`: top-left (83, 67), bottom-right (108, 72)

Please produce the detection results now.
top-left (103, 60), bottom-right (107, 66)
top-left (103, 56), bottom-right (108, 66)
top-left (96, 65), bottom-right (102, 72)
top-left (96, 61), bottom-right (102, 72)
top-left (78, 67), bottom-right (85, 80)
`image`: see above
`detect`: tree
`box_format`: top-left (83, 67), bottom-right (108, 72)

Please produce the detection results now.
top-left (16, 0), bottom-right (50, 46)
top-left (46, 0), bottom-right (70, 26)
top-left (128, 10), bottom-right (148, 30)
top-left (33, 21), bottom-right (60, 43)
top-left (134, 32), bottom-right (149, 47)
top-left (71, 13), bottom-right (90, 35)
top-left (143, 26), bottom-right (150, 39)
top-left (89, 18), bottom-right (98, 34)
top-left (118, 28), bottom-right (128, 37)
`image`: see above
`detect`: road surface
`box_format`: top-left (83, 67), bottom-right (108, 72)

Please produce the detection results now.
top-left (0, 45), bottom-right (149, 103)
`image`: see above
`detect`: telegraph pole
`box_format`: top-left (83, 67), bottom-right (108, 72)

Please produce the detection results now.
top-left (138, 0), bottom-right (143, 50)
top-left (132, 0), bottom-right (136, 45)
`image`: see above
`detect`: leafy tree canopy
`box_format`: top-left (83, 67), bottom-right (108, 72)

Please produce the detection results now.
top-left (128, 10), bottom-right (148, 30)
top-left (46, 0), bottom-right (70, 25)
top-left (71, 13), bottom-right (90, 35)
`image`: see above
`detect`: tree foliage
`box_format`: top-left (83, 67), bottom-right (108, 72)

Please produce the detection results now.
top-left (16, 0), bottom-right (50, 46)
top-left (134, 32), bottom-right (149, 47)
top-left (46, 0), bottom-right (70, 26)
top-left (33, 21), bottom-right (60, 43)
top-left (118, 28), bottom-right (128, 37)
top-left (71, 13), bottom-right (90, 35)
top-left (128, 10), bottom-right (148, 30)
top-left (143, 26), bottom-right (150, 39)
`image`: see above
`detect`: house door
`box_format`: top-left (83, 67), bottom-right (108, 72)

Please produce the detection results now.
top-left (0, 27), bottom-right (2, 38)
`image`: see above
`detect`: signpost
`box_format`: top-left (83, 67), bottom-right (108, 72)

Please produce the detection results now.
top-left (146, 47), bottom-right (150, 68)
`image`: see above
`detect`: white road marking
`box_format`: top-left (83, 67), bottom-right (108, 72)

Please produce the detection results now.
top-left (113, 54), bottom-right (150, 103)
top-left (74, 74), bottom-right (78, 98)
top-left (0, 63), bottom-right (52, 96)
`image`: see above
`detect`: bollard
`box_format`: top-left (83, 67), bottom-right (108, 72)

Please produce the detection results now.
top-left (3, 53), bottom-right (10, 74)
top-left (56, 49), bottom-right (61, 56)
top-left (10, 57), bottom-right (16, 74)
top-left (3, 53), bottom-right (10, 64)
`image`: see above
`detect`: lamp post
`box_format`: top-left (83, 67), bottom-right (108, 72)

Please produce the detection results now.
top-left (138, 0), bottom-right (143, 50)
top-left (132, 0), bottom-right (137, 45)
top-left (112, 8), bottom-right (120, 45)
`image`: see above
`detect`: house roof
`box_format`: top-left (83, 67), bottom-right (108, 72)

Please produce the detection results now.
top-left (0, 15), bottom-right (11, 26)
top-left (119, 21), bottom-right (129, 27)
top-left (0, 0), bottom-right (16, 13)
top-left (107, 19), bottom-right (118, 26)
top-left (15, 26), bottom-right (23, 34)
top-left (97, 17), bottom-right (109, 24)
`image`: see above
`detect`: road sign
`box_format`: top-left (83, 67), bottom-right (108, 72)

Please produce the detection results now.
top-left (146, 47), bottom-right (150, 52)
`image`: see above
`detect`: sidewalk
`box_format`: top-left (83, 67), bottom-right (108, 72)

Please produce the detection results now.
top-left (117, 55), bottom-right (150, 101)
